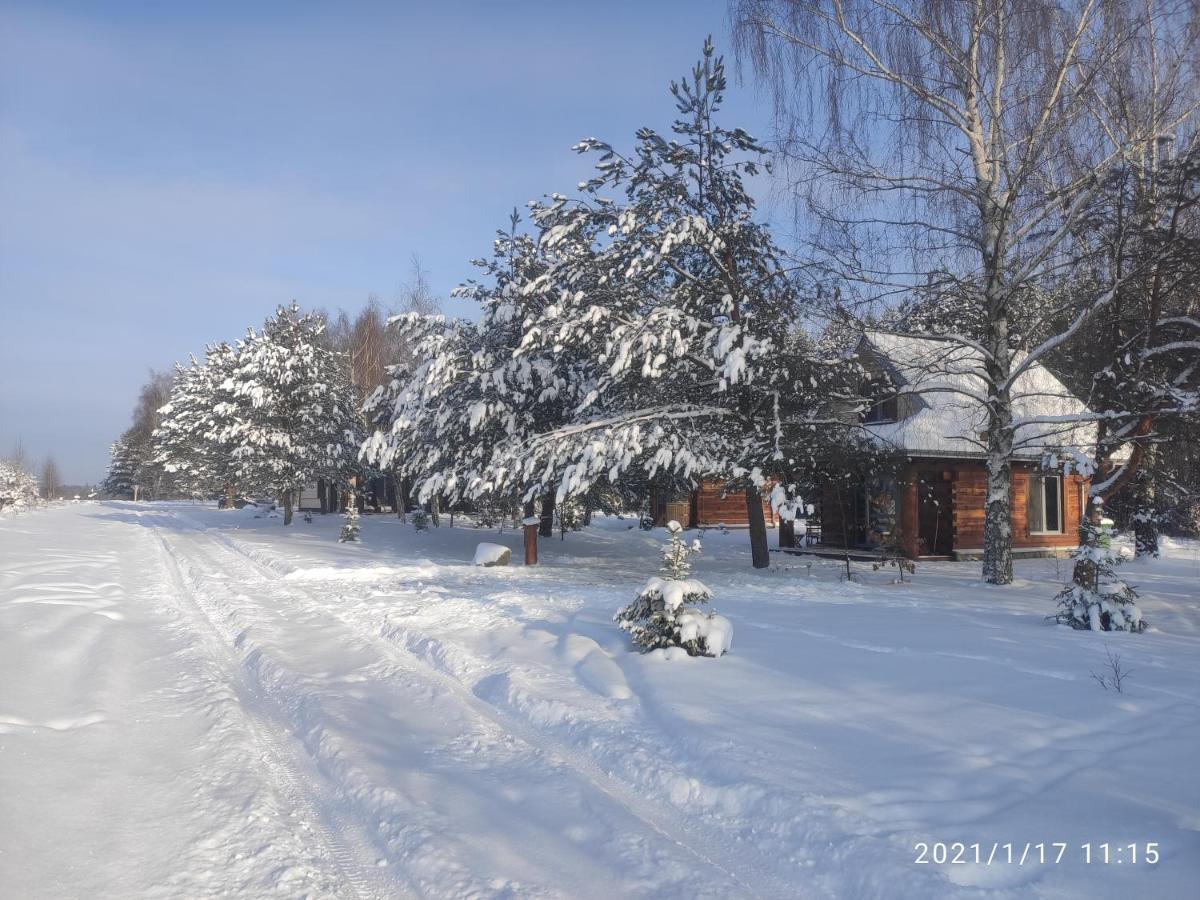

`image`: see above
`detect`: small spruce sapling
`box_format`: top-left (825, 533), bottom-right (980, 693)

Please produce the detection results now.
top-left (411, 507), bottom-right (430, 532)
top-left (1053, 520), bottom-right (1146, 632)
top-left (614, 520), bottom-right (733, 656)
top-left (338, 499), bottom-right (360, 543)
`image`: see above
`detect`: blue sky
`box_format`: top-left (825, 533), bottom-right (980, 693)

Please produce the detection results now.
top-left (0, 1), bottom-right (779, 483)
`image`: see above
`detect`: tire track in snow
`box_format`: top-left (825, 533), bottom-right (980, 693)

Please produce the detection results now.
top-left (186, 516), bottom-right (797, 898)
top-left (150, 511), bottom-right (758, 897)
top-left (146, 519), bottom-right (396, 900)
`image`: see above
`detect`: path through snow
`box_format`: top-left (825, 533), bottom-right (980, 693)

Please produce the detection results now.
top-left (2, 502), bottom-right (1198, 899)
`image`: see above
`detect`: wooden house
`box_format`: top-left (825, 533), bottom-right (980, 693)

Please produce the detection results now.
top-left (816, 332), bottom-right (1096, 560)
top-left (650, 480), bottom-right (779, 529)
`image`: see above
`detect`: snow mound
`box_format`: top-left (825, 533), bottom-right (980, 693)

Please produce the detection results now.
top-left (472, 543), bottom-right (512, 567)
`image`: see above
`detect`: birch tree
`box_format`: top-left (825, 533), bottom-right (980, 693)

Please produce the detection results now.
top-left (734, 0), bottom-right (1200, 582)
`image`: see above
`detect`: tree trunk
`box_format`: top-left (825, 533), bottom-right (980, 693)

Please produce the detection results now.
top-left (1074, 495), bottom-right (1103, 592)
top-left (539, 493), bottom-right (554, 538)
top-left (523, 500), bottom-right (538, 565)
top-left (1132, 446), bottom-right (1160, 558)
top-left (396, 475), bottom-right (407, 521)
top-left (282, 490), bottom-right (294, 526)
top-left (982, 332), bottom-right (1015, 585)
top-left (779, 518), bottom-right (795, 548)
top-left (981, 435), bottom-right (1013, 585)
top-left (583, 499), bottom-right (593, 527)
top-left (745, 486), bottom-right (770, 569)
top-left (133, 484), bottom-right (141, 502)
top-left (225, 483), bottom-right (236, 509)
top-left (429, 495), bottom-right (441, 527)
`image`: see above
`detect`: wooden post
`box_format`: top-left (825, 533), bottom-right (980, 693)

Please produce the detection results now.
top-left (523, 500), bottom-right (539, 566)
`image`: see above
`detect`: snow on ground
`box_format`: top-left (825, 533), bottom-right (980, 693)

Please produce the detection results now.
top-left (2, 502), bottom-right (1198, 899)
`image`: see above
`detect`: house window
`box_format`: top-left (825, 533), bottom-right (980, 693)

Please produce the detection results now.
top-left (862, 378), bottom-right (898, 424)
top-left (1029, 474), bottom-right (1063, 534)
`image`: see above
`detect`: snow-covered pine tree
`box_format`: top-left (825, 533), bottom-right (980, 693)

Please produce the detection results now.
top-left (338, 498), bottom-right (361, 542)
top-left (615, 520), bottom-right (732, 656)
top-left (222, 304), bottom-right (363, 524)
top-left (1053, 513), bottom-right (1146, 633)
top-left (0, 459), bottom-right (40, 512)
top-left (506, 39), bottom-right (835, 568)
top-left (154, 344), bottom-right (244, 503)
top-left (102, 437), bottom-right (141, 499)
top-left (362, 212), bottom-right (588, 563)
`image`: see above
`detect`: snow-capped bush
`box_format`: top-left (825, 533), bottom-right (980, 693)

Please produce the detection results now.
top-left (338, 502), bottom-right (360, 543)
top-left (411, 508), bottom-right (430, 531)
top-left (0, 460), bottom-right (40, 513)
top-left (1054, 528), bottom-right (1146, 633)
top-left (615, 520), bottom-right (732, 656)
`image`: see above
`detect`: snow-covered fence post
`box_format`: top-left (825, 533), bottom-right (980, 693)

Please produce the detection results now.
top-left (522, 501), bottom-right (539, 566)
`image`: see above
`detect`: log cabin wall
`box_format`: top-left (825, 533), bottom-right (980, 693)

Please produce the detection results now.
top-left (652, 481), bottom-right (778, 528)
top-left (947, 461), bottom-right (1084, 553)
top-left (818, 460), bottom-right (1088, 557)
top-left (694, 481), bottom-right (777, 527)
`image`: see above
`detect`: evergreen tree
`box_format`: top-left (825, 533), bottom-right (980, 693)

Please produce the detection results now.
top-left (221, 304), bottom-right (363, 524)
top-left (102, 437), bottom-right (141, 499)
top-left (154, 344), bottom-right (243, 503)
top-left (1054, 512), bottom-right (1147, 632)
top-left (338, 499), bottom-right (361, 543)
top-left (615, 520), bottom-right (732, 656)
top-left (0, 459), bottom-right (40, 512)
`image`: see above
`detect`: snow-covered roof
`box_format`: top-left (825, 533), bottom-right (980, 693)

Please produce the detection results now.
top-left (859, 331), bottom-right (1095, 459)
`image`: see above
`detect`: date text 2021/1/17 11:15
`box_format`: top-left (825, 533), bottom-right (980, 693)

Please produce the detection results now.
top-left (914, 842), bottom-right (1160, 866)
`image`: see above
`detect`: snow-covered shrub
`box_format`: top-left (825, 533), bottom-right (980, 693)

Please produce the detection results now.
top-left (411, 508), bottom-right (430, 531)
top-left (0, 461), bottom-right (40, 513)
top-left (614, 520), bottom-right (732, 657)
top-left (338, 503), bottom-right (360, 543)
top-left (1054, 526), bottom-right (1146, 633)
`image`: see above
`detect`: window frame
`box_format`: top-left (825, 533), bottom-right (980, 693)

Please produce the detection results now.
top-left (1028, 473), bottom-right (1064, 535)
top-left (861, 377), bottom-right (898, 424)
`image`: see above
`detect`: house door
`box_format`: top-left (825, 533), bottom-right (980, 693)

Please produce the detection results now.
top-left (917, 471), bottom-right (953, 556)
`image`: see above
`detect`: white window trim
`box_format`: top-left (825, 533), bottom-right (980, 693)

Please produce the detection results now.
top-left (1029, 474), bottom-right (1064, 535)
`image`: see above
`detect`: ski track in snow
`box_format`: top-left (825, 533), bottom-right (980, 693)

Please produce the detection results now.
top-left (3, 502), bottom-right (1199, 899)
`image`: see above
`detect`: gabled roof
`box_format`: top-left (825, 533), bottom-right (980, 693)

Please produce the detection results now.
top-left (858, 331), bottom-right (1096, 459)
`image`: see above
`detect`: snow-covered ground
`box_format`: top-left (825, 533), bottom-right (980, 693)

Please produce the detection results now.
top-left (2, 502), bottom-right (1198, 899)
